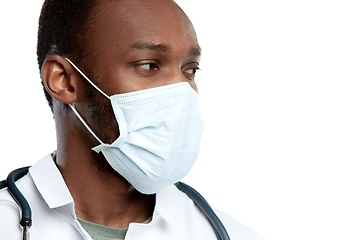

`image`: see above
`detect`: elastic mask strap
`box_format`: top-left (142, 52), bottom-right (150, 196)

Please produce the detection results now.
top-left (68, 104), bottom-right (104, 145)
top-left (65, 58), bottom-right (110, 145)
top-left (65, 58), bottom-right (110, 100)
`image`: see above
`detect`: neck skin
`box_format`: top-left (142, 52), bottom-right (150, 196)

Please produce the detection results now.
top-left (54, 105), bottom-right (155, 229)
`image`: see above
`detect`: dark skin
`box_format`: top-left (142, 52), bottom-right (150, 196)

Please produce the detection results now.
top-left (40, 0), bottom-right (201, 229)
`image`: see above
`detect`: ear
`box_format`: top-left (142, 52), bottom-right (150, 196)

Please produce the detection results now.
top-left (41, 55), bottom-right (78, 104)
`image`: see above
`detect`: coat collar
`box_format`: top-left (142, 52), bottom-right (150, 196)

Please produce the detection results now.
top-left (29, 154), bottom-right (189, 227)
top-left (29, 155), bottom-right (74, 213)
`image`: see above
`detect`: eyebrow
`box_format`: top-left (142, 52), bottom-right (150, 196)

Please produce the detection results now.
top-left (131, 42), bottom-right (202, 56)
top-left (191, 46), bottom-right (202, 56)
top-left (131, 42), bottom-right (171, 53)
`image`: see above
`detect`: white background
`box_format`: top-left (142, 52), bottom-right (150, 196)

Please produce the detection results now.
top-left (1, 1), bottom-right (360, 240)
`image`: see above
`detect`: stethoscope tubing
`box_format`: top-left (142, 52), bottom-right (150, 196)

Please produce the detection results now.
top-left (175, 182), bottom-right (231, 240)
top-left (7, 166), bottom-right (32, 240)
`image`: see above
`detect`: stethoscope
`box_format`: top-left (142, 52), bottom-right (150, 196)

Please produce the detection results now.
top-left (0, 166), bottom-right (230, 240)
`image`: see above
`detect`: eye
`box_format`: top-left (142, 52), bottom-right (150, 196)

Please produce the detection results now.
top-left (136, 63), bottom-right (160, 71)
top-left (183, 65), bottom-right (200, 80)
top-left (183, 67), bottom-right (199, 75)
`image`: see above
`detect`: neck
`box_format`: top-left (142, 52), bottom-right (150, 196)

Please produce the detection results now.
top-left (53, 101), bottom-right (155, 228)
top-left (55, 141), bottom-right (155, 228)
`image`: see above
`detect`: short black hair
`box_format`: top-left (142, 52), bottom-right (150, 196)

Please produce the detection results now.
top-left (37, 0), bottom-right (97, 112)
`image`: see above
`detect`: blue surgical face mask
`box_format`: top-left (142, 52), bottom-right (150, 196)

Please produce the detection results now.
top-left (66, 58), bottom-right (205, 194)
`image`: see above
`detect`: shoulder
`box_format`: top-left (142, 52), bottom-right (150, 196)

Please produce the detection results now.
top-left (214, 208), bottom-right (266, 240)
top-left (0, 170), bottom-right (33, 203)
top-left (0, 174), bottom-right (31, 240)
top-left (168, 184), bottom-right (265, 240)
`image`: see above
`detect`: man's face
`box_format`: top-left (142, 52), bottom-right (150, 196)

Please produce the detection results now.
top-left (83, 0), bottom-right (201, 96)
top-left (74, 0), bottom-right (201, 145)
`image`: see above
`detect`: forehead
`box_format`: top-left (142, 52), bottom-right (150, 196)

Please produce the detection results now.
top-left (86, 0), bottom-right (199, 60)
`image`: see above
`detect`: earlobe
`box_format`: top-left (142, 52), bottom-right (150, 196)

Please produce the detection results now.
top-left (41, 55), bottom-right (77, 104)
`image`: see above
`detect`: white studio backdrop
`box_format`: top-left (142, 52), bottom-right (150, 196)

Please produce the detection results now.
top-left (1, 1), bottom-right (360, 240)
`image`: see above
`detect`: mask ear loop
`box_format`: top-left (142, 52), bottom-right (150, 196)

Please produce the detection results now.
top-left (65, 58), bottom-right (110, 100)
top-left (64, 58), bottom-right (111, 145)
top-left (68, 104), bottom-right (104, 145)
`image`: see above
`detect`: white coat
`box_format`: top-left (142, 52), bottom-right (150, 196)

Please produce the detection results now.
top-left (0, 154), bottom-right (264, 240)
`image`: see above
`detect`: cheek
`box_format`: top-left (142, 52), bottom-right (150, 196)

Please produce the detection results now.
top-left (189, 81), bottom-right (198, 93)
top-left (87, 88), bottom-right (120, 144)
top-left (98, 65), bottom-right (160, 95)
